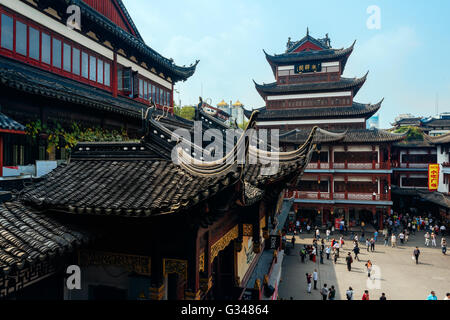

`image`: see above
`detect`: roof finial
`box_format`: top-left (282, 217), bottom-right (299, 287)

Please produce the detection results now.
top-left (307, 27), bottom-right (309, 36)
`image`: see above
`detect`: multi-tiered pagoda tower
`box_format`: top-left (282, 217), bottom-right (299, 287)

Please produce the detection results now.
top-left (251, 30), bottom-right (406, 230)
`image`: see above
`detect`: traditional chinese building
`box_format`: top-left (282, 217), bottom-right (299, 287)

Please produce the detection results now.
top-left (0, 109), bottom-right (319, 300)
top-left (250, 30), bottom-right (406, 230)
top-left (391, 133), bottom-right (450, 219)
top-left (0, 0), bottom-right (198, 180)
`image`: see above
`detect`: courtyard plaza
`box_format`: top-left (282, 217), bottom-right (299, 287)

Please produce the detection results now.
top-left (278, 230), bottom-right (450, 300)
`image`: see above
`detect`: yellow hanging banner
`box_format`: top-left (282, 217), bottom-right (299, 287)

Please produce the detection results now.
top-left (428, 164), bottom-right (439, 191)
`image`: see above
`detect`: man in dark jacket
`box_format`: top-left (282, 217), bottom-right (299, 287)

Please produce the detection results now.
top-left (345, 252), bottom-right (353, 271)
top-left (353, 245), bottom-right (360, 261)
top-left (413, 247), bottom-right (420, 264)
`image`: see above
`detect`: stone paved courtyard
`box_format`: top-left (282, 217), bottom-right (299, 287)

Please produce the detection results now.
top-left (278, 230), bottom-right (450, 300)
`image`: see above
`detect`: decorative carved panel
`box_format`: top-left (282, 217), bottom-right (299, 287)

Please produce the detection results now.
top-left (79, 250), bottom-right (151, 275)
top-left (211, 225), bottom-right (239, 262)
top-left (243, 224), bottom-right (253, 236)
top-left (163, 259), bottom-right (188, 281)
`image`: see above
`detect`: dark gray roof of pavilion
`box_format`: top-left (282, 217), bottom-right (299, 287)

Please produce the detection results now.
top-left (392, 186), bottom-right (450, 209)
top-left (0, 202), bottom-right (90, 274)
top-left (254, 73), bottom-right (368, 97)
top-left (0, 56), bottom-right (191, 130)
top-left (280, 128), bottom-right (406, 144)
top-left (70, 0), bottom-right (198, 82)
top-left (0, 112), bottom-right (26, 132)
top-left (19, 112), bottom-right (319, 217)
top-left (263, 41), bottom-right (355, 76)
top-left (248, 100), bottom-right (382, 121)
top-left (424, 132), bottom-right (450, 144)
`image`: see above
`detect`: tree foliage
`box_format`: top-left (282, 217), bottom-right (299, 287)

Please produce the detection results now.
top-left (393, 126), bottom-right (424, 141)
top-left (175, 106), bottom-right (196, 120)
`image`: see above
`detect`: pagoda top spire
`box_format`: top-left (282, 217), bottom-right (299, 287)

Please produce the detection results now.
top-left (307, 27), bottom-right (309, 36)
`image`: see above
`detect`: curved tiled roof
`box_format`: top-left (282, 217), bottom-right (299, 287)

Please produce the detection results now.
top-left (71, 0), bottom-right (198, 82)
top-left (254, 73), bottom-right (368, 97)
top-left (0, 202), bottom-right (90, 274)
top-left (0, 112), bottom-right (25, 132)
top-left (423, 132), bottom-right (450, 144)
top-left (280, 128), bottom-right (347, 144)
top-left (264, 42), bottom-right (355, 65)
top-left (19, 114), bottom-right (318, 216)
top-left (251, 100), bottom-right (382, 121)
top-left (280, 128), bottom-right (406, 144)
top-left (0, 56), bottom-right (191, 130)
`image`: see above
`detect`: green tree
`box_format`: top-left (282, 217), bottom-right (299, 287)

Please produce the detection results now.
top-left (179, 106), bottom-right (196, 120)
top-left (393, 126), bottom-right (424, 141)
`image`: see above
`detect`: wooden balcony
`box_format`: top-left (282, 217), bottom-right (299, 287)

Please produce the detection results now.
top-left (285, 190), bottom-right (390, 201)
top-left (306, 162), bottom-right (390, 170)
top-left (397, 163), bottom-right (429, 169)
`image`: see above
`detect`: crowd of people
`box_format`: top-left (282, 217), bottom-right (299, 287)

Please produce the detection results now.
top-left (283, 211), bottom-right (449, 300)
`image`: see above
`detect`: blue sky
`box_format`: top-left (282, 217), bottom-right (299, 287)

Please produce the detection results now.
top-left (123, 0), bottom-right (450, 128)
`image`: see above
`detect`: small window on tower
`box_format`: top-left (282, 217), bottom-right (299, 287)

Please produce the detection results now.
top-left (29, 27), bottom-right (40, 60)
top-left (1, 14), bottom-right (13, 51)
top-left (15, 21), bottom-right (27, 56)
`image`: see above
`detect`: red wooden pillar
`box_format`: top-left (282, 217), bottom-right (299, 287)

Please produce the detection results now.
top-left (0, 135), bottom-right (3, 177)
top-left (330, 174), bottom-right (334, 200)
top-left (345, 175), bottom-right (348, 200)
top-left (329, 146), bottom-right (333, 169)
top-left (387, 145), bottom-right (391, 170)
top-left (387, 174), bottom-right (392, 201)
top-left (372, 145), bottom-right (376, 170)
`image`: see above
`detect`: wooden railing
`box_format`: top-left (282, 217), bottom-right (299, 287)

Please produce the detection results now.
top-left (398, 163), bottom-right (429, 169)
top-left (285, 190), bottom-right (390, 201)
top-left (306, 162), bottom-right (390, 170)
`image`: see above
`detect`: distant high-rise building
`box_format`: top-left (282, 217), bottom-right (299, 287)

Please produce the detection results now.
top-left (367, 114), bottom-right (380, 129)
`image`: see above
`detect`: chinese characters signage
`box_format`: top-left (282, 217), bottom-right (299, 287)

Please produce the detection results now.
top-left (295, 62), bottom-right (322, 74)
top-left (428, 164), bottom-right (439, 191)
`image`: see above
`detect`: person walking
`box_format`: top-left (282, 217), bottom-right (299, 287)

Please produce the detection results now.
top-left (391, 234), bottom-right (397, 248)
top-left (346, 287), bottom-right (354, 300)
top-left (333, 250), bottom-right (339, 264)
top-left (291, 235), bottom-right (296, 248)
top-left (306, 273), bottom-right (312, 294)
top-left (413, 247), bottom-right (420, 265)
top-left (365, 260), bottom-right (373, 278)
top-left (328, 286), bottom-right (336, 300)
top-left (384, 234), bottom-right (389, 246)
top-left (431, 233), bottom-right (437, 247)
top-left (427, 291), bottom-right (438, 300)
top-left (366, 238), bottom-right (370, 252)
top-left (374, 231), bottom-right (378, 242)
top-left (353, 244), bottom-right (360, 261)
top-left (300, 247), bottom-right (306, 263)
top-left (320, 250), bottom-right (324, 264)
top-left (339, 236), bottom-right (345, 249)
top-left (313, 269), bottom-right (318, 290)
top-left (346, 252), bottom-right (353, 271)
top-left (362, 290), bottom-right (370, 300)
top-left (370, 238), bottom-right (375, 252)
top-left (425, 232), bottom-right (430, 247)
top-left (444, 293), bottom-right (450, 300)
top-left (399, 232), bottom-right (405, 245)
top-left (380, 293), bottom-right (387, 300)
top-left (325, 246), bottom-right (331, 260)
top-left (320, 284), bottom-right (329, 301)
top-left (441, 238), bottom-right (447, 255)
top-left (326, 229), bottom-right (331, 241)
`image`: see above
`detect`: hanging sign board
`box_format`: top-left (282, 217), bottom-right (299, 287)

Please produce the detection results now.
top-left (294, 62), bottom-right (322, 74)
top-left (428, 164), bottom-right (439, 191)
